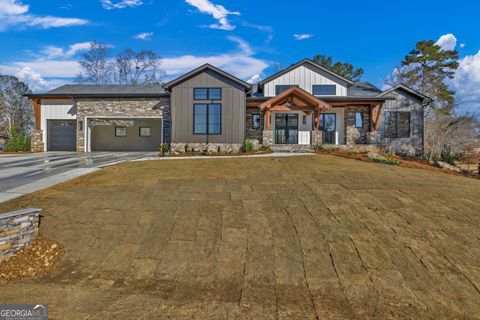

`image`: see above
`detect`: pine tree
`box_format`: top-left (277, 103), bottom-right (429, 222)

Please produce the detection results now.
top-left (312, 55), bottom-right (364, 82)
top-left (399, 40), bottom-right (459, 114)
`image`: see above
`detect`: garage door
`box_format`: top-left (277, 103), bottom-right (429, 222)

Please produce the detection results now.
top-left (47, 120), bottom-right (77, 151)
top-left (91, 119), bottom-right (162, 151)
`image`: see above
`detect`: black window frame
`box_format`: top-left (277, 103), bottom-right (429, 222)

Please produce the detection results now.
top-left (275, 85), bottom-right (298, 95)
top-left (312, 84), bottom-right (336, 96)
top-left (355, 112), bottom-right (363, 128)
top-left (252, 113), bottom-right (261, 129)
top-left (193, 103), bottom-right (222, 135)
top-left (385, 111), bottom-right (411, 138)
top-left (193, 87), bottom-right (222, 100)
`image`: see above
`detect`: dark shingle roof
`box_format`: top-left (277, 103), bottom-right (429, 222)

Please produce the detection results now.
top-left (26, 84), bottom-right (168, 98)
top-left (347, 82), bottom-right (382, 97)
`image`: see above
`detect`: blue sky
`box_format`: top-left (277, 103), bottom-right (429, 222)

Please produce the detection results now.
top-left (0, 0), bottom-right (479, 114)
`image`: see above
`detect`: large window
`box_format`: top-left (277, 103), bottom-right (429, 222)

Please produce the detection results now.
top-left (385, 111), bottom-right (410, 138)
top-left (275, 85), bottom-right (297, 95)
top-left (194, 88), bottom-right (222, 100)
top-left (193, 103), bottom-right (221, 134)
top-left (312, 85), bottom-right (336, 95)
top-left (355, 112), bottom-right (363, 128)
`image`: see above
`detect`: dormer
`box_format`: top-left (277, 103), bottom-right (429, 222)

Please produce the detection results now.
top-left (258, 59), bottom-right (353, 97)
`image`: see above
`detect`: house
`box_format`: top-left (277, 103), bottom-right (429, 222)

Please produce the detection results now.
top-left (26, 58), bottom-right (431, 156)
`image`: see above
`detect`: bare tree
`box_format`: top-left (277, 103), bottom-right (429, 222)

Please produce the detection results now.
top-left (77, 42), bottom-right (114, 84)
top-left (114, 49), bottom-right (165, 85)
top-left (0, 74), bottom-right (33, 136)
top-left (425, 112), bottom-right (478, 162)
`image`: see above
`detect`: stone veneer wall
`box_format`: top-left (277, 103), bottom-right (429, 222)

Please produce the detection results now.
top-left (344, 106), bottom-right (371, 146)
top-left (0, 208), bottom-right (41, 262)
top-left (171, 143), bottom-right (241, 154)
top-left (31, 129), bottom-right (44, 152)
top-left (246, 109), bottom-right (264, 147)
top-left (262, 130), bottom-right (273, 147)
top-left (76, 98), bottom-right (170, 152)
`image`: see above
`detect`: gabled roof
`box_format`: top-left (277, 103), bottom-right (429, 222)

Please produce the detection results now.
top-left (379, 84), bottom-right (433, 102)
top-left (26, 84), bottom-right (168, 98)
top-left (348, 82), bottom-right (382, 97)
top-left (258, 58), bottom-right (355, 87)
top-left (163, 63), bottom-right (252, 91)
top-left (259, 86), bottom-right (330, 111)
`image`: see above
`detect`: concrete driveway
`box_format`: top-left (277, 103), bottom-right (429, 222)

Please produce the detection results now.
top-left (0, 151), bottom-right (156, 203)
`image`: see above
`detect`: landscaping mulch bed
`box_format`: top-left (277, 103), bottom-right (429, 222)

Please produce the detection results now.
top-left (0, 235), bottom-right (63, 281)
top-left (319, 150), bottom-right (480, 180)
top-left (166, 150), bottom-right (273, 157)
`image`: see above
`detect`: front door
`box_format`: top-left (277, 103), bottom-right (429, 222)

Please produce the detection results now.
top-left (275, 113), bottom-right (298, 144)
top-left (320, 113), bottom-right (336, 144)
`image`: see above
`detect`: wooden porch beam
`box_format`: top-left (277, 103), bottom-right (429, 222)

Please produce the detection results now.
top-left (265, 110), bottom-right (271, 129)
top-left (33, 98), bottom-right (41, 130)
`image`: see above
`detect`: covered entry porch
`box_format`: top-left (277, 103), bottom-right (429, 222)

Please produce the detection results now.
top-left (260, 87), bottom-right (331, 148)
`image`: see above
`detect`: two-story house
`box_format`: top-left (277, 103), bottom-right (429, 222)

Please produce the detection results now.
top-left (27, 58), bottom-right (431, 156)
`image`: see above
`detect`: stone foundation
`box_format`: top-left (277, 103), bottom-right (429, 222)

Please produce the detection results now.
top-left (31, 129), bottom-right (44, 152)
top-left (0, 208), bottom-right (41, 262)
top-left (171, 143), bottom-right (242, 154)
top-left (312, 130), bottom-right (322, 149)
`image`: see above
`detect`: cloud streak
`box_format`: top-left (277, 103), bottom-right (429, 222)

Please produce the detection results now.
top-left (185, 0), bottom-right (239, 30)
top-left (101, 0), bottom-right (144, 10)
top-left (133, 32), bottom-right (153, 40)
top-left (0, 0), bottom-right (88, 31)
top-left (293, 34), bottom-right (314, 40)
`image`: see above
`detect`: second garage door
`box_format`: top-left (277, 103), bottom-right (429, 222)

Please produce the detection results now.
top-left (91, 118), bottom-right (162, 151)
top-left (47, 120), bottom-right (77, 151)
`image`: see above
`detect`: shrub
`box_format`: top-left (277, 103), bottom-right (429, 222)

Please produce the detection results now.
top-left (5, 128), bottom-right (30, 152)
top-left (243, 139), bottom-right (254, 152)
top-left (440, 150), bottom-right (456, 166)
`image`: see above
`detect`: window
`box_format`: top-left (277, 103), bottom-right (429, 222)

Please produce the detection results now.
top-left (139, 127), bottom-right (151, 137)
top-left (312, 85), bottom-right (336, 95)
top-left (385, 111), bottom-right (410, 138)
top-left (252, 114), bottom-right (260, 129)
top-left (194, 103), bottom-right (221, 134)
top-left (303, 115), bottom-right (307, 125)
top-left (115, 127), bottom-right (127, 137)
top-left (355, 112), bottom-right (363, 128)
top-left (275, 85), bottom-right (297, 95)
top-left (194, 88), bottom-right (222, 100)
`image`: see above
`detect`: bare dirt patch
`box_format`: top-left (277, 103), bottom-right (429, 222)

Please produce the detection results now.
top-left (0, 155), bottom-right (479, 319)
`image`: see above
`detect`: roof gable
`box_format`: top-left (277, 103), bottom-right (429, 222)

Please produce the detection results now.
top-left (379, 84), bottom-right (432, 102)
top-left (164, 64), bottom-right (251, 91)
top-left (259, 58), bottom-right (354, 87)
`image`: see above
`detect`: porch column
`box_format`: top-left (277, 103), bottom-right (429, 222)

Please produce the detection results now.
top-left (265, 110), bottom-right (271, 129)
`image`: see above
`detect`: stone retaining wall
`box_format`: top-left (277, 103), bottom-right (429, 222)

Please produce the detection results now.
top-left (0, 208), bottom-right (41, 262)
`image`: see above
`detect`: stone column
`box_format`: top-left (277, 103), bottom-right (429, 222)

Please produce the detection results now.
top-left (262, 130), bottom-right (273, 147)
top-left (30, 129), bottom-right (44, 152)
top-left (312, 130), bottom-right (322, 148)
top-left (367, 131), bottom-right (379, 145)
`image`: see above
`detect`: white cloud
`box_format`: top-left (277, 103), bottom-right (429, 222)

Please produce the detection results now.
top-left (0, 0), bottom-right (88, 31)
top-left (133, 32), bottom-right (153, 40)
top-left (15, 66), bottom-right (49, 91)
top-left (162, 37), bottom-right (268, 80)
top-left (450, 50), bottom-right (480, 115)
top-left (460, 43), bottom-right (466, 48)
top-left (436, 33), bottom-right (457, 51)
top-left (293, 34), bottom-right (314, 40)
top-left (41, 42), bottom-right (92, 59)
top-left (247, 74), bottom-right (261, 84)
top-left (185, 0), bottom-right (239, 30)
top-left (101, 0), bottom-right (143, 9)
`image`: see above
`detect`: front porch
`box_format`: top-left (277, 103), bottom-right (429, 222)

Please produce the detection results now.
top-left (250, 87), bottom-right (384, 151)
